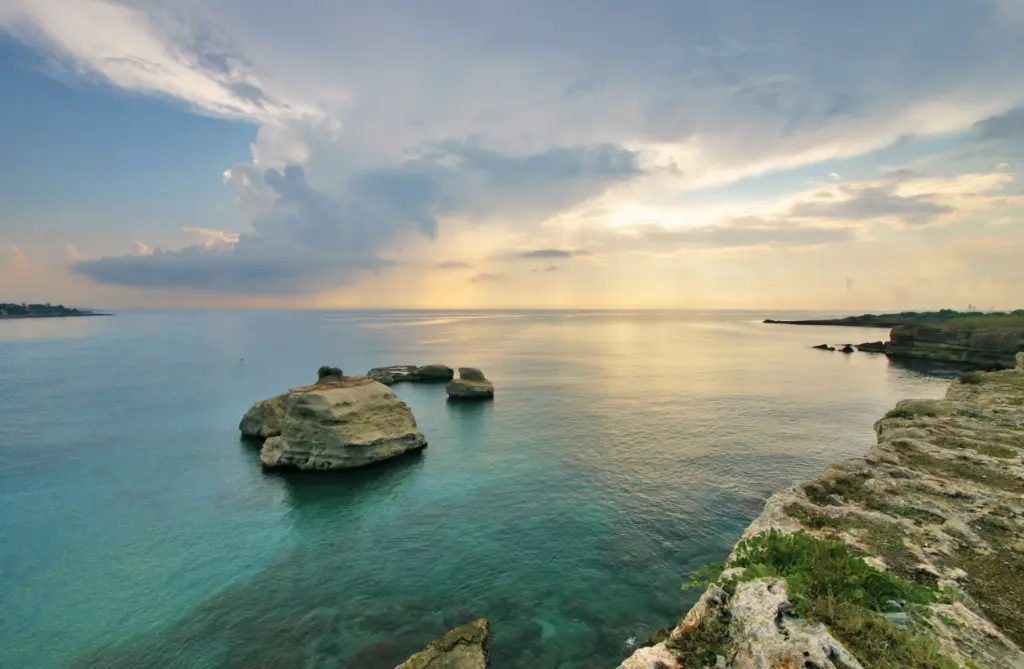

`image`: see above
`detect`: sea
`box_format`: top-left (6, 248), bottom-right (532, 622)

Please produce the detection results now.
top-left (0, 310), bottom-right (958, 669)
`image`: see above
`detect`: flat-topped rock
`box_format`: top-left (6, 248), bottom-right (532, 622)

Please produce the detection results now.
top-left (395, 619), bottom-right (489, 669)
top-left (240, 371), bottom-right (427, 471)
top-left (367, 365), bottom-right (418, 385)
top-left (446, 368), bottom-right (494, 401)
top-left (410, 364), bottom-right (455, 383)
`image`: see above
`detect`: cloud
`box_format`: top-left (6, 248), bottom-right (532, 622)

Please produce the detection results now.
top-left (183, 227), bottom-right (240, 249)
top-left (788, 184), bottom-right (955, 226)
top-left (469, 272), bottom-right (503, 283)
top-left (9, 245), bottom-right (30, 268)
top-left (64, 244), bottom-right (81, 260)
top-left (0, 0), bottom-right (316, 122)
top-left (830, 172), bottom-right (841, 180)
top-left (508, 249), bottom-right (590, 259)
top-left (607, 218), bottom-right (857, 252)
top-left (133, 241), bottom-right (154, 256)
top-left (436, 260), bottom-right (472, 269)
top-left (75, 142), bottom-right (639, 292)
top-left (972, 106), bottom-right (1024, 142)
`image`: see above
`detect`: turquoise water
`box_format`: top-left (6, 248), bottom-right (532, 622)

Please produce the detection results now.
top-left (0, 311), bottom-right (956, 669)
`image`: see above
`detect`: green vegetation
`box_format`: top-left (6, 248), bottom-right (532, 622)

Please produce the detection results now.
top-left (317, 366), bottom-right (344, 380)
top-left (955, 513), bottom-right (1024, 647)
top-left (765, 308), bottom-right (1024, 329)
top-left (0, 302), bottom-right (99, 318)
top-left (884, 404), bottom-right (940, 420)
top-left (679, 531), bottom-right (958, 669)
top-left (893, 441), bottom-right (1024, 494)
top-left (958, 371), bottom-right (985, 385)
top-left (802, 474), bottom-right (945, 526)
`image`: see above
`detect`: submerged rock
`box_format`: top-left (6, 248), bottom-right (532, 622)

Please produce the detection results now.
top-left (240, 371), bottom-right (427, 470)
top-left (395, 619), bottom-right (489, 669)
top-left (367, 365), bottom-right (418, 385)
top-left (239, 394), bottom-right (286, 439)
top-left (410, 364), bottom-right (455, 383)
top-left (446, 368), bottom-right (494, 401)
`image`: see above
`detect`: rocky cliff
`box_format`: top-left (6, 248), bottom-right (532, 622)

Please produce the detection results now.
top-left (886, 325), bottom-right (1023, 370)
top-left (619, 353), bottom-right (1024, 668)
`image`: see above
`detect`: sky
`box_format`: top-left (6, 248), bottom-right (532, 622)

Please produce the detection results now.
top-left (1, 0), bottom-right (1023, 310)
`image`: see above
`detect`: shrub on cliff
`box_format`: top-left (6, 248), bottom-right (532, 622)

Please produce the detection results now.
top-left (959, 371), bottom-right (984, 385)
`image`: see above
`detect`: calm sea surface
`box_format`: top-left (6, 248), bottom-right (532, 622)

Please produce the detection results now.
top-left (0, 310), bottom-right (958, 669)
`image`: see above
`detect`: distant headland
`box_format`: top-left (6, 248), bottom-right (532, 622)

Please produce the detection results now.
top-left (0, 303), bottom-right (111, 319)
top-left (764, 308), bottom-right (1024, 329)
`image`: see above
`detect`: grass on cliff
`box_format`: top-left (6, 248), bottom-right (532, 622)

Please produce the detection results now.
top-left (678, 531), bottom-right (958, 669)
top-left (954, 513), bottom-right (1024, 648)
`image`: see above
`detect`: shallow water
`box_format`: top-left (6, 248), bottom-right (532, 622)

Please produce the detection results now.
top-left (0, 310), bottom-right (958, 668)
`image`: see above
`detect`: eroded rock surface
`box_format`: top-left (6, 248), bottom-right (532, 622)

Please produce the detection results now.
top-left (446, 368), bottom-right (494, 401)
top-left (240, 373), bottom-right (427, 470)
top-left (395, 619), bottom-right (489, 669)
top-left (239, 394), bottom-right (286, 439)
top-left (619, 356), bottom-right (1024, 668)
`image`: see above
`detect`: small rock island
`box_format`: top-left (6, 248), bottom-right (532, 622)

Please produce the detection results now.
top-left (446, 367), bottom-right (495, 401)
top-left (240, 367), bottom-right (427, 470)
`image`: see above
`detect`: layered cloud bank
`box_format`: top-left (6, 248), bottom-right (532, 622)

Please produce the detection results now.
top-left (1, 0), bottom-right (1023, 307)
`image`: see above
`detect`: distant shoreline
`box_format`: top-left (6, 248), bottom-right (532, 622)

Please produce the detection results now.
top-left (0, 312), bottom-right (112, 320)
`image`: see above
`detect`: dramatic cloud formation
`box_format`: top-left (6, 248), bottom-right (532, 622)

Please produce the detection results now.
top-left (2, 0), bottom-right (1023, 306)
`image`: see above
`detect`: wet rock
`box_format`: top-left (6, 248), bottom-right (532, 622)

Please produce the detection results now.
top-left (856, 341), bottom-right (888, 353)
top-left (813, 344), bottom-right (836, 351)
top-left (840, 344), bottom-right (856, 354)
top-left (411, 364), bottom-right (455, 383)
top-left (395, 619), bottom-right (489, 669)
top-left (367, 365), bottom-right (418, 385)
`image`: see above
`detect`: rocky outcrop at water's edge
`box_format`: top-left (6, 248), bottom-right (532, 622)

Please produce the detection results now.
top-left (446, 367), bottom-right (495, 401)
top-left (395, 619), bottom-right (489, 669)
top-left (617, 352), bottom-right (1024, 668)
top-left (887, 325), bottom-right (1023, 370)
top-left (239, 370), bottom-right (427, 470)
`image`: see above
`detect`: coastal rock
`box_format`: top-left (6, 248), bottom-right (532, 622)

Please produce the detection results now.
top-left (855, 341), bottom-right (888, 353)
top-left (395, 619), bottom-right (489, 669)
top-left (887, 324), bottom-right (1024, 369)
top-left (812, 344), bottom-right (836, 351)
top-left (840, 344), bottom-right (855, 354)
top-left (367, 365), bottom-right (418, 385)
top-left (249, 375), bottom-right (427, 470)
top-left (410, 364), bottom-right (455, 383)
top-left (619, 362), bottom-right (1024, 669)
top-left (446, 368), bottom-right (494, 401)
top-left (239, 394), bottom-right (286, 439)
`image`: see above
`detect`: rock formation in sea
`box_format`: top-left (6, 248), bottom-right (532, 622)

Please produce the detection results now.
top-left (840, 344), bottom-right (855, 354)
top-left (812, 344), bottom-right (836, 351)
top-left (856, 341), bottom-right (888, 353)
top-left (395, 619), bottom-right (489, 669)
top-left (446, 367), bottom-right (495, 401)
top-left (410, 364), bottom-right (456, 383)
top-left (617, 352), bottom-right (1024, 668)
top-left (366, 364), bottom-right (455, 384)
top-left (239, 370), bottom-right (427, 470)
top-left (239, 394), bottom-right (286, 440)
top-left (367, 365), bottom-right (418, 385)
